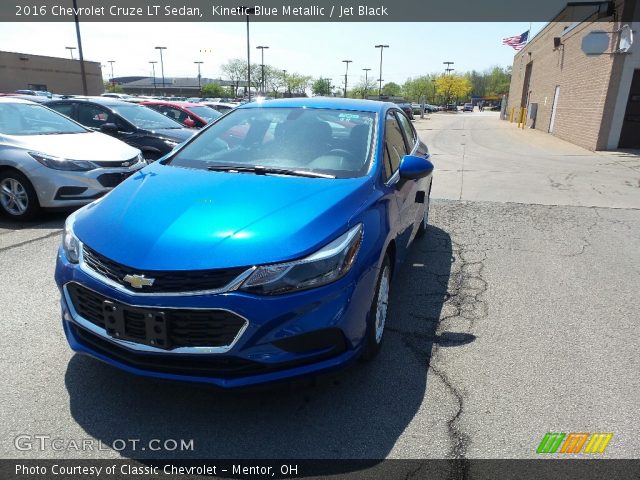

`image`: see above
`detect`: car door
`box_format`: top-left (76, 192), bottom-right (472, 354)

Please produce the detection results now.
top-left (382, 109), bottom-right (416, 256)
top-left (395, 110), bottom-right (425, 240)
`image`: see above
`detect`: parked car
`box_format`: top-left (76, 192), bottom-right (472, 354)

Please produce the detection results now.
top-left (55, 97), bottom-right (434, 388)
top-left (203, 102), bottom-right (238, 114)
top-left (15, 89), bottom-right (52, 98)
top-left (46, 98), bottom-right (195, 162)
top-left (141, 101), bottom-right (222, 128)
top-left (463, 103), bottom-right (474, 112)
top-left (395, 102), bottom-right (415, 120)
top-left (0, 98), bottom-right (144, 220)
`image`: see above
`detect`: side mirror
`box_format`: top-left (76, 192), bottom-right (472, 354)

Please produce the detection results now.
top-left (99, 123), bottom-right (119, 133)
top-left (183, 117), bottom-right (196, 128)
top-left (399, 154), bottom-right (434, 180)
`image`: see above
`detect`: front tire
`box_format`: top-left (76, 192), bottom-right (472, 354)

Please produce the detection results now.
top-left (362, 255), bottom-right (391, 360)
top-left (0, 170), bottom-right (40, 220)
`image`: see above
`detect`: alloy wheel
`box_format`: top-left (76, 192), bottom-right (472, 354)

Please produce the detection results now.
top-left (375, 264), bottom-right (390, 344)
top-left (0, 178), bottom-right (29, 216)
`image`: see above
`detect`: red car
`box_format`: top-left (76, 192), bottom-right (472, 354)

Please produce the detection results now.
top-left (140, 101), bottom-right (222, 128)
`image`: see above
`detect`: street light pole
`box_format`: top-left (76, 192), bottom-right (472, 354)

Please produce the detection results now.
top-left (149, 61), bottom-right (157, 95)
top-left (155, 46), bottom-right (167, 95)
top-left (443, 61), bottom-right (455, 107)
top-left (342, 60), bottom-right (352, 98)
top-left (194, 61), bottom-right (203, 96)
top-left (362, 68), bottom-right (371, 99)
top-left (375, 44), bottom-right (389, 99)
top-left (65, 47), bottom-right (76, 60)
top-left (256, 46), bottom-right (269, 95)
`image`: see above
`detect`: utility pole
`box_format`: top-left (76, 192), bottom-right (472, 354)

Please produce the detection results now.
top-left (194, 61), bottom-right (203, 96)
top-left (375, 44), bottom-right (389, 99)
top-left (362, 68), bottom-right (371, 99)
top-left (256, 45), bottom-right (269, 95)
top-left (72, 0), bottom-right (88, 95)
top-left (244, 7), bottom-right (256, 100)
top-left (149, 61), bottom-right (157, 95)
top-left (155, 46), bottom-right (167, 95)
top-left (65, 47), bottom-right (76, 60)
top-left (108, 60), bottom-right (115, 89)
top-left (342, 60), bottom-right (352, 98)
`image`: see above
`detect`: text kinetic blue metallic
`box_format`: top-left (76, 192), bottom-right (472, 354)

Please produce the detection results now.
top-left (55, 98), bottom-right (434, 388)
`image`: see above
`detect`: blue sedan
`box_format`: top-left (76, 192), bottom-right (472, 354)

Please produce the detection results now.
top-left (54, 98), bottom-right (434, 388)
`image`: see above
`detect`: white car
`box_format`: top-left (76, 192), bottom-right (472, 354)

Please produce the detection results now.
top-left (0, 98), bottom-right (145, 220)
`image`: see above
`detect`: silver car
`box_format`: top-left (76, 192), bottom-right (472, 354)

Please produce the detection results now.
top-left (0, 98), bottom-right (145, 220)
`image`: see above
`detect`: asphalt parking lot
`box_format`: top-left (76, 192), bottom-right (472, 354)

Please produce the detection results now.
top-left (1, 112), bottom-right (639, 460)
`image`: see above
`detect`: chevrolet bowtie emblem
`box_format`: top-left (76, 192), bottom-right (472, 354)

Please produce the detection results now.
top-left (123, 274), bottom-right (155, 289)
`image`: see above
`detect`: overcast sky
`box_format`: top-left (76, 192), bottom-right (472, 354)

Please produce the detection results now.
top-left (0, 22), bottom-right (546, 84)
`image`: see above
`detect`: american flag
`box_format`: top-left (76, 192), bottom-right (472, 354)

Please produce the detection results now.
top-left (502, 30), bottom-right (529, 50)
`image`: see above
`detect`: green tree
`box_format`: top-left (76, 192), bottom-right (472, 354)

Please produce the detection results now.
top-left (103, 81), bottom-right (123, 93)
top-left (402, 76), bottom-right (435, 103)
top-left (381, 82), bottom-right (402, 96)
top-left (220, 58), bottom-right (245, 97)
top-left (312, 78), bottom-right (332, 96)
top-left (201, 83), bottom-right (227, 97)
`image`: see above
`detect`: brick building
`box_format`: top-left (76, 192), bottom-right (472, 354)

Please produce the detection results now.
top-left (0, 51), bottom-right (103, 96)
top-left (506, 0), bottom-right (639, 150)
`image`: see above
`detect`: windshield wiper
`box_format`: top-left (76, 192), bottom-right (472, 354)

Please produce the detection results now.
top-left (206, 165), bottom-right (334, 179)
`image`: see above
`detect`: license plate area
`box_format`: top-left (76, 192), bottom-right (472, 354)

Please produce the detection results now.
top-left (102, 300), bottom-right (170, 349)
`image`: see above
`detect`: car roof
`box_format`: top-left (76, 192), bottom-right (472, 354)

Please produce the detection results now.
top-left (47, 97), bottom-right (134, 107)
top-left (0, 97), bottom-right (40, 105)
top-left (239, 97), bottom-right (392, 114)
top-left (142, 101), bottom-right (202, 108)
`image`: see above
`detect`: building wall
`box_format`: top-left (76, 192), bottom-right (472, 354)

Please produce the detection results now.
top-left (0, 51), bottom-right (103, 95)
top-left (506, 0), bottom-right (627, 151)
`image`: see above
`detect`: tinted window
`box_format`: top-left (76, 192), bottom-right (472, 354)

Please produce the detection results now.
top-left (77, 104), bottom-right (112, 128)
top-left (187, 106), bottom-right (222, 123)
top-left (0, 103), bottom-right (86, 135)
top-left (166, 107), bottom-right (376, 179)
top-left (52, 103), bottom-right (74, 119)
top-left (384, 111), bottom-right (408, 178)
top-left (112, 104), bottom-right (183, 130)
top-left (396, 111), bottom-right (417, 152)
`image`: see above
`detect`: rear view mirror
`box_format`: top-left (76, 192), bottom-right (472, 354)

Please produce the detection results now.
top-left (99, 123), bottom-right (119, 134)
top-left (399, 155), bottom-right (434, 179)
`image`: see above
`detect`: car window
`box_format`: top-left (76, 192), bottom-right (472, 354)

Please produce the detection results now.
top-left (165, 107), bottom-right (376, 179)
top-left (77, 104), bottom-right (112, 128)
top-left (187, 106), bottom-right (222, 123)
top-left (52, 103), bottom-right (74, 119)
top-left (396, 111), bottom-right (417, 152)
top-left (383, 111), bottom-right (408, 180)
top-left (113, 104), bottom-right (183, 130)
top-left (0, 102), bottom-right (86, 135)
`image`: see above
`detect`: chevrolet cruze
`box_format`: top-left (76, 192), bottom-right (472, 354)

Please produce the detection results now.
top-left (55, 98), bottom-right (434, 388)
top-left (0, 98), bottom-right (144, 220)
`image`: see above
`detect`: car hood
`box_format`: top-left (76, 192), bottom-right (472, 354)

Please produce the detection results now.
top-left (1, 131), bottom-right (140, 161)
top-left (74, 163), bottom-right (373, 270)
top-left (146, 128), bottom-right (195, 143)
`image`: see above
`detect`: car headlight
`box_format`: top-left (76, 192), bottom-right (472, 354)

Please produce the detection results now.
top-left (240, 224), bottom-right (363, 295)
top-left (30, 152), bottom-right (97, 171)
top-left (62, 214), bottom-right (81, 264)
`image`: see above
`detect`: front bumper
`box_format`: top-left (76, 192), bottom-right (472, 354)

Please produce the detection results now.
top-left (55, 247), bottom-right (378, 388)
top-left (29, 161), bottom-right (145, 208)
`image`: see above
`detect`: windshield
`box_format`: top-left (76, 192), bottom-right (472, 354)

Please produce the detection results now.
top-left (112, 104), bottom-right (183, 130)
top-left (187, 106), bottom-right (222, 123)
top-left (0, 103), bottom-right (86, 135)
top-left (166, 107), bottom-right (376, 179)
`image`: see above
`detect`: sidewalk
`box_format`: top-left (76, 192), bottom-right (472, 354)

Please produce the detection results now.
top-left (415, 112), bottom-right (640, 209)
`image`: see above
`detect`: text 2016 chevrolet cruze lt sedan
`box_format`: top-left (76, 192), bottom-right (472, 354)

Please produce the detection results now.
top-left (55, 98), bottom-right (434, 388)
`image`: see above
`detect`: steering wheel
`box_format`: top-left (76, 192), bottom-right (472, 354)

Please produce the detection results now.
top-left (326, 149), bottom-right (353, 158)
